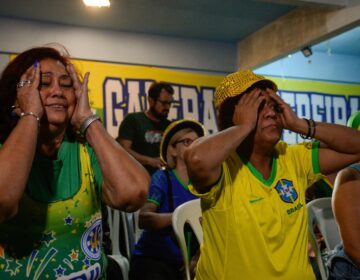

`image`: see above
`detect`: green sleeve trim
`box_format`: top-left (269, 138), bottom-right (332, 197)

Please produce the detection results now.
top-left (311, 141), bottom-right (321, 174)
top-left (172, 169), bottom-right (188, 190)
top-left (147, 198), bottom-right (160, 206)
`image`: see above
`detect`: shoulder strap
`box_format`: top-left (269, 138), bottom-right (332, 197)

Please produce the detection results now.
top-left (165, 169), bottom-right (174, 212)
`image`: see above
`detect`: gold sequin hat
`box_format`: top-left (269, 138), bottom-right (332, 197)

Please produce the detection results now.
top-left (214, 70), bottom-right (277, 109)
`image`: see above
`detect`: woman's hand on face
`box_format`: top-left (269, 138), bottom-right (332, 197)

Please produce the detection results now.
top-left (232, 88), bottom-right (265, 130)
top-left (16, 63), bottom-right (43, 118)
top-left (66, 64), bottom-right (93, 130)
top-left (267, 89), bottom-right (300, 130)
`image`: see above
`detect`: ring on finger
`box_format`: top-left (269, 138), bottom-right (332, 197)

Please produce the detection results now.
top-left (17, 79), bottom-right (32, 89)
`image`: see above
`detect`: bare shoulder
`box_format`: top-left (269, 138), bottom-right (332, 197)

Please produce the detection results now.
top-left (333, 165), bottom-right (360, 207)
top-left (335, 165), bottom-right (360, 187)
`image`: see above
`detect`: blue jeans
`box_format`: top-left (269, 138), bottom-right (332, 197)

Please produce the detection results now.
top-left (327, 244), bottom-right (360, 279)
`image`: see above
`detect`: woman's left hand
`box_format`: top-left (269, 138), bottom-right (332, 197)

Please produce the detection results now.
top-left (67, 64), bottom-right (93, 130)
top-left (268, 89), bottom-right (302, 131)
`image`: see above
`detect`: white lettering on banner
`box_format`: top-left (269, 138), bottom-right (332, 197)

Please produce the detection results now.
top-left (127, 80), bottom-right (143, 113)
top-left (103, 78), bottom-right (124, 137)
top-left (279, 90), bottom-right (360, 144)
top-left (181, 86), bottom-right (199, 120)
top-left (102, 78), bottom-right (360, 144)
top-left (168, 85), bottom-right (180, 120)
top-left (295, 93), bottom-right (311, 118)
top-left (103, 78), bottom-right (218, 137)
top-left (202, 87), bottom-right (218, 134)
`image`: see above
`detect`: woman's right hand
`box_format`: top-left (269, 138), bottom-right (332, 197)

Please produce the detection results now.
top-left (15, 62), bottom-right (43, 119)
top-left (232, 88), bottom-right (265, 130)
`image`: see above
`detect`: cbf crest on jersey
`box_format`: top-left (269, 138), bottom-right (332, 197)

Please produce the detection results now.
top-left (274, 179), bottom-right (298, 203)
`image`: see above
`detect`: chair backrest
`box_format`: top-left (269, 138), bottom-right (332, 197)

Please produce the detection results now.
top-left (172, 199), bottom-right (203, 280)
top-left (108, 208), bottom-right (130, 280)
top-left (307, 197), bottom-right (341, 280)
top-left (120, 211), bottom-right (136, 260)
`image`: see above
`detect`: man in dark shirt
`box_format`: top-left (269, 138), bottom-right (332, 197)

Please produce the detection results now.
top-left (117, 82), bottom-right (174, 175)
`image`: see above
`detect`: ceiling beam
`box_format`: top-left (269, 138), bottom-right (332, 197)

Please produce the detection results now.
top-left (237, 4), bottom-right (360, 69)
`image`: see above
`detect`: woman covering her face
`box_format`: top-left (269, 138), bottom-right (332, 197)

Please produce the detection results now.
top-left (0, 45), bottom-right (149, 279)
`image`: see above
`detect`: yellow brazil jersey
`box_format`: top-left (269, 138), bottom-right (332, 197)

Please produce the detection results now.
top-left (190, 141), bottom-right (323, 280)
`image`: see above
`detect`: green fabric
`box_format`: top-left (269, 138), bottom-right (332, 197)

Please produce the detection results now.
top-left (118, 112), bottom-right (170, 174)
top-left (171, 169), bottom-right (189, 190)
top-left (0, 144), bottom-right (106, 279)
top-left (311, 141), bottom-right (321, 175)
top-left (240, 154), bottom-right (277, 187)
top-left (313, 178), bottom-right (333, 198)
top-left (26, 135), bottom-right (103, 202)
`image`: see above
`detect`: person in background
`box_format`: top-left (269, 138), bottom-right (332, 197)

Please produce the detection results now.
top-left (328, 110), bottom-right (360, 279)
top-left (184, 70), bottom-right (360, 280)
top-left (117, 82), bottom-right (174, 175)
top-left (129, 119), bottom-right (204, 280)
top-left (0, 46), bottom-right (149, 279)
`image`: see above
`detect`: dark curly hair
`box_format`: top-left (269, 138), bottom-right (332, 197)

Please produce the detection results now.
top-left (0, 47), bottom-right (72, 142)
top-left (217, 80), bottom-right (276, 131)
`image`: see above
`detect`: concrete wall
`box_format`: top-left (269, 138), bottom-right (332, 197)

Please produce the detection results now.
top-left (0, 16), bottom-right (236, 74)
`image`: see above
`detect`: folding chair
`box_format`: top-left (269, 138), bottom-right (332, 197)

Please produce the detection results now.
top-left (172, 199), bottom-right (203, 280)
top-left (120, 211), bottom-right (136, 260)
top-left (107, 208), bottom-right (130, 280)
top-left (307, 197), bottom-right (341, 280)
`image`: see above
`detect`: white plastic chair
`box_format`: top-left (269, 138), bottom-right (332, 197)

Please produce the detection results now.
top-left (307, 197), bottom-right (341, 280)
top-left (107, 208), bottom-right (130, 280)
top-left (120, 211), bottom-right (136, 260)
top-left (172, 199), bottom-right (203, 280)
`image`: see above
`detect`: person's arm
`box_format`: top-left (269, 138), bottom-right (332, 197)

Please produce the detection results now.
top-left (333, 167), bottom-right (360, 266)
top-left (271, 92), bottom-right (360, 174)
top-left (0, 64), bottom-right (43, 222)
top-left (185, 88), bottom-right (265, 193)
top-left (118, 138), bottom-right (164, 170)
top-left (138, 202), bottom-right (172, 230)
top-left (68, 65), bottom-right (150, 212)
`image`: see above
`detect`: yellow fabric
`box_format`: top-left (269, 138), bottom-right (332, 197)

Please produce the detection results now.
top-left (190, 141), bottom-right (322, 280)
top-left (213, 70), bottom-right (277, 109)
top-left (0, 144), bottom-right (105, 279)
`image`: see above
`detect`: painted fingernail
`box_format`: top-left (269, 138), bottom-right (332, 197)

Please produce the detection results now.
top-left (34, 60), bottom-right (39, 68)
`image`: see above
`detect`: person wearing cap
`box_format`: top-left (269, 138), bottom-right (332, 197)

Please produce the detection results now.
top-left (184, 70), bottom-right (360, 279)
top-left (327, 111), bottom-right (360, 279)
top-left (129, 119), bottom-right (205, 280)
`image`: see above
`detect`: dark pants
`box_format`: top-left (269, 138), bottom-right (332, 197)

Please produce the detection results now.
top-left (129, 255), bottom-right (183, 280)
top-left (327, 245), bottom-right (360, 279)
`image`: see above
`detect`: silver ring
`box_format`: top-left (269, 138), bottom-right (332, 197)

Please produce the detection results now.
top-left (17, 79), bottom-right (32, 89)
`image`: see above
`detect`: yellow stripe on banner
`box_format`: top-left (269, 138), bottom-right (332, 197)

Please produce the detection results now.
top-left (266, 76), bottom-right (360, 96)
top-left (71, 59), bottom-right (225, 108)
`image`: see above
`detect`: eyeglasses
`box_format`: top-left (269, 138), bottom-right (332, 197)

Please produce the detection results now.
top-left (156, 99), bottom-right (173, 106)
top-left (173, 138), bottom-right (195, 147)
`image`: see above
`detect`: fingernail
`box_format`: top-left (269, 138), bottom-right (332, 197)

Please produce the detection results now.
top-left (34, 60), bottom-right (39, 68)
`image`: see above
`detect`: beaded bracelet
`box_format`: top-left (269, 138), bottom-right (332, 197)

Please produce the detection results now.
top-left (309, 119), bottom-right (316, 138)
top-left (20, 112), bottom-right (40, 127)
top-left (300, 118), bottom-right (316, 140)
top-left (80, 114), bottom-right (100, 136)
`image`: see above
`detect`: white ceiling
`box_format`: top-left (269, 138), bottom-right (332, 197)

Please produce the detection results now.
top-left (0, 0), bottom-right (359, 55)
